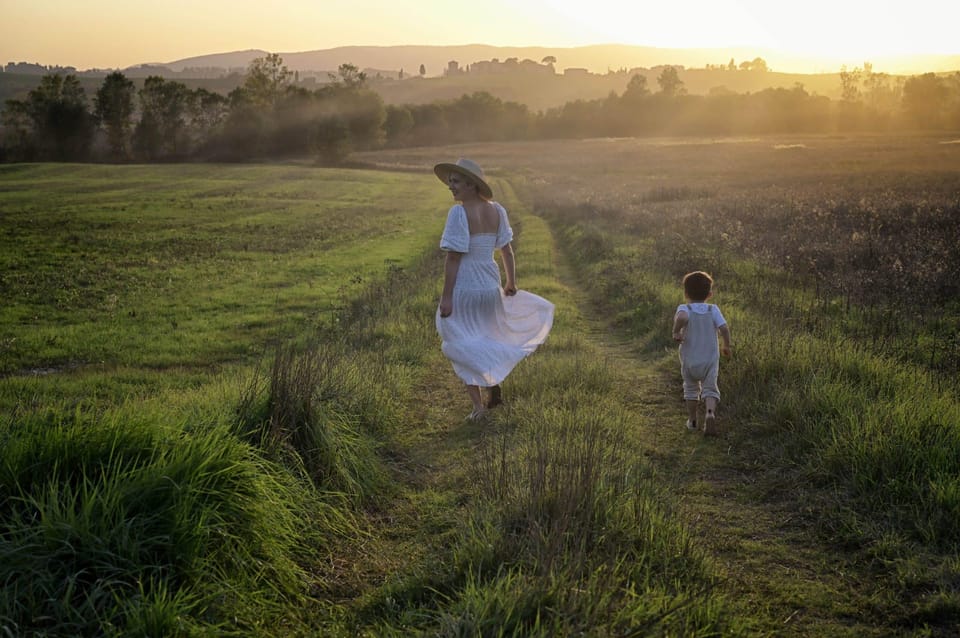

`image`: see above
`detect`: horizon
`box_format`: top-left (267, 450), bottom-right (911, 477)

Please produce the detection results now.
top-left (3, 0), bottom-right (960, 75)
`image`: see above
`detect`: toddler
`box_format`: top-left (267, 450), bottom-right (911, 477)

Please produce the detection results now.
top-left (672, 271), bottom-right (732, 435)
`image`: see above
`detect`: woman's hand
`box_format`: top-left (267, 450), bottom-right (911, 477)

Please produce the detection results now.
top-left (503, 282), bottom-right (517, 296)
top-left (439, 295), bottom-right (453, 318)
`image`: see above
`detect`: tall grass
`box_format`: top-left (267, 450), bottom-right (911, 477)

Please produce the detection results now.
top-left (726, 324), bottom-right (960, 548)
top-left (234, 247), bottom-right (440, 504)
top-left (0, 407), bottom-right (319, 636)
top-left (0, 164), bottom-right (449, 634)
top-left (536, 198), bottom-right (960, 628)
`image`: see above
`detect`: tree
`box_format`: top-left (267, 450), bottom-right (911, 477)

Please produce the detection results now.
top-left (1, 99), bottom-right (35, 161)
top-left (862, 67), bottom-right (900, 125)
top-left (243, 53), bottom-right (293, 109)
top-left (189, 88), bottom-right (228, 153)
top-left (902, 72), bottom-right (948, 128)
top-left (541, 55), bottom-right (557, 65)
top-left (271, 85), bottom-right (318, 155)
top-left (839, 65), bottom-right (862, 103)
top-left (623, 74), bottom-right (650, 102)
top-left (216, 87), bottom-right (265, 160)
top-left (328, 63), bottom-right (366, 89)
top-left (383, 104), bottom-right (414, 146)
top-left (13, 73), bottom-right (95, 160)
top-left (313, 115), bottom-right (351, 165)
top-left (656, 66), bottom-right (685, 97)
top-left (133, 76), bottom-right (191, 159)
top-left (94, 71), bottom-right (136, 160)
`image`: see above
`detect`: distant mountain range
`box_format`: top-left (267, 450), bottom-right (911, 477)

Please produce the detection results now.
top-left (153, 44), bottom-right (960, 77)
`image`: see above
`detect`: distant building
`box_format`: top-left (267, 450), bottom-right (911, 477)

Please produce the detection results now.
top-left (468, 58), bottom-right (555, 75)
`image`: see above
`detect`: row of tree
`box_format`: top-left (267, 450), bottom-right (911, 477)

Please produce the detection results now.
top-left (2, 55), bottom-right (959, 164)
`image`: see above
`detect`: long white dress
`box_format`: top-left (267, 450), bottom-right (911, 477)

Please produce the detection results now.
top-left (435, 202), bottom-right (554, 387)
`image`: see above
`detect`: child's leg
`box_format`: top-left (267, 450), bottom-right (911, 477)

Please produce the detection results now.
top-left (681, 360), bottom-right (701, 429)
top-left (703, 397), bottom-right (718, 435)
top-left (701, 361), bottom-right (721, 435)
top-left (686, 399), bottom-right (699, 427)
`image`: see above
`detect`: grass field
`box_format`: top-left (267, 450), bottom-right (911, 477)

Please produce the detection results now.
top-left (2, 134), bottom-right (960, 635)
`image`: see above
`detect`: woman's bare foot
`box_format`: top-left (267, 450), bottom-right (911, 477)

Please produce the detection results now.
top-left (467, 407), bottom-right (488, 421)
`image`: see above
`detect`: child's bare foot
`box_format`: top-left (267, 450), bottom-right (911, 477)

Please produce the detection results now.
top-left (703, 410), bottom-right (717, 436)
top-left (486, 385), bottom-right (503, 409)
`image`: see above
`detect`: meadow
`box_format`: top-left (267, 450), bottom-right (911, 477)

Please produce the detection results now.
top-left (2, 132), bottom-right (959, 636)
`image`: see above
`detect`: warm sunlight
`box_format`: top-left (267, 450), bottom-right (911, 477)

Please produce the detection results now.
top-left (532, 0), bottom-right (960, 64)
top-left (530, 0), bottom-right (774, 50)
top-left (1, 0), bottom-right (958, 72)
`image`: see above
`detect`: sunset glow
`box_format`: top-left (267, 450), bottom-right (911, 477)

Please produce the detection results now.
top-left (1, 0), bottom-right (957, 73)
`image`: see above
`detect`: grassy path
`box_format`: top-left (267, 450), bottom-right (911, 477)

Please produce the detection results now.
top-left (546, 227), bottom-right (895, 636)
top-left (330, 178), bottom-right (899, 636)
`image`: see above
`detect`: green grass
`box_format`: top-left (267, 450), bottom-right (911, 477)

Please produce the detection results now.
top-left (5, 139), bottom-right (960, 636)
top-left (0, 163), bottom-right (452, 634)
top-left (0, 406), bottom-right (322, 636)
top-left (0, 163), bottom-right (448, 404)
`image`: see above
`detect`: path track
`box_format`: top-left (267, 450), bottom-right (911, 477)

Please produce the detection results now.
top-left (550, 222), bottom-right (893, 637)
top-left (331, 204), bottom-right (895, 636)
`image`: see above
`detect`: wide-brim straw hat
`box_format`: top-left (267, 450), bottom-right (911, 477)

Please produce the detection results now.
top-left (433, 158), bottom-right (493, 199)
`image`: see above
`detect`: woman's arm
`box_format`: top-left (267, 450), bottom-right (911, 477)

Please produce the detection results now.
top-left (499, 243), bottom-right (517, 296)
top-left (439, 251), bottom-right (463, 317)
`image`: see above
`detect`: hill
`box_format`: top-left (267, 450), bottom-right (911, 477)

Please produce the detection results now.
top-left (368, 68), bottom-right (845, 111)
top-left (161, 44), bottom-right (960, 77)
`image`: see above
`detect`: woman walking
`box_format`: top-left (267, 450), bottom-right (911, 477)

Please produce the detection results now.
top-left (434, 158), bottom-right (554, 421)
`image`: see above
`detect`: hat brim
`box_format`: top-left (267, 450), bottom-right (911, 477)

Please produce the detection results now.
top-left (433, 163), bottom-right (493, 199)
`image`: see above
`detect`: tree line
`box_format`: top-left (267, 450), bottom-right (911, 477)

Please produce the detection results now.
top-left (2, 54), bottom-right (959, 164)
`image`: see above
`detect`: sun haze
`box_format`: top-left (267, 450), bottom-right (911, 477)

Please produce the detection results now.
top-left (1, 0), bottom-right (957, 72)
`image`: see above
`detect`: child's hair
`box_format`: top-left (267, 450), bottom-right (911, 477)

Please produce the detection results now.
top-left (683, 271), bottom-right (713, 302)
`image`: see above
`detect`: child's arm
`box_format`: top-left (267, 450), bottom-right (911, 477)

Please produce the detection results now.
top-left (718, 323), bottom-right (732, 357)
top-left (672, 310), bottom-right (688, 342)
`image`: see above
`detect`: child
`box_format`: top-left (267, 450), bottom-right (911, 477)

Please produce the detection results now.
top-left (672, 271), bottom-right (733, 435)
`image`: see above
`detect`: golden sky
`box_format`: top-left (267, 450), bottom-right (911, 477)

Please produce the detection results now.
top-left (2, 0), bottom-right (958, 72)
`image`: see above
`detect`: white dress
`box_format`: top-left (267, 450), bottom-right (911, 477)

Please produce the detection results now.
top-left (435, 203), bottom-right (554, 387)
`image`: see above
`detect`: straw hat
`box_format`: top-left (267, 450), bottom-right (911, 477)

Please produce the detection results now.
top-left (433, 158), bottom-right (493, 199)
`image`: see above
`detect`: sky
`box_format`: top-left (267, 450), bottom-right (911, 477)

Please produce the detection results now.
top-left (2, 0), bottom-right (959, 73)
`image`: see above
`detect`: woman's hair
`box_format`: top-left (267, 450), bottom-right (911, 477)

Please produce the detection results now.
top-left (683, 271), bottom-right (713, 301)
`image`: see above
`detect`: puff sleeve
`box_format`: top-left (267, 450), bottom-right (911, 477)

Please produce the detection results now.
top-left (439, 205), bottom-right (470, 252)
top-left (494, 203), bottom-right (514, 249)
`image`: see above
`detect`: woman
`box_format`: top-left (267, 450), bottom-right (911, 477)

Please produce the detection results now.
top-left (434, 158), bottom-right (554, 420)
